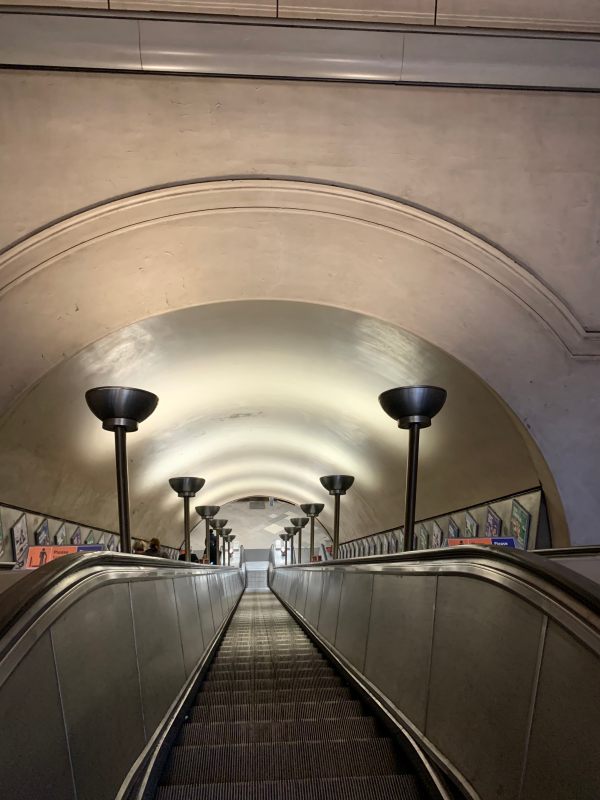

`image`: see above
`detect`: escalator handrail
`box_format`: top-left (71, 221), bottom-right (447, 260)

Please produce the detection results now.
top-left (275, 544), bottom-right (600, 617)
top-left (0, 551), bottom-right (238, 658)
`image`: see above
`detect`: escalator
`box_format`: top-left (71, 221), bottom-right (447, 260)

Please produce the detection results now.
top-left (155, 591), bottom-right (427, 799)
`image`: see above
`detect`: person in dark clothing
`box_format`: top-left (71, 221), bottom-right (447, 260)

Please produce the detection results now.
top-left (203, 531), bottom-right (218, 564)
top-left (178, 551), bottom-right (199, 562)
top-left (144, 537), bottom-right (162, 557)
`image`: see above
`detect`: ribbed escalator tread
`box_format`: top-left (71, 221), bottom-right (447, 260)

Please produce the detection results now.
top-left (156, 774), bottom-right (422, 800)
top-left (195, 686), bottom-right (351, 705)
top-left (190, 699), bottom-right (366, 723)
top-left (162, 739), bottom-right (400, 784)
top-left (178, 716), bottom-right (382, 744)
top-left (200, 675), bottom-right (342, 692)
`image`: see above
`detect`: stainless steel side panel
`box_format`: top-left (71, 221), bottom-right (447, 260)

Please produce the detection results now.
top-left (207, 572), bottom-right (224, 628)
top-left (317, 568), bottom-right (343, 642)
top-left (426, 575), bottom-right (544, 800)
top-left (364, 572), bottom-right (436, 730)
top-left (51, 581), bottom-right (145, 800)
top-left (0, 631), bottom-right (75, 800)
top-left (304, 569), bottom-right (323, 628)
top-left (173, 574), bottom-right (205, 677)
top-left (195, 573), bottom-right (216, 642)
top-left (334, 570), bottom-right (373, 672)
top-left (130, 577), bottom-right (186, 732)
top-left (521, 619), bottom-right (600, 800)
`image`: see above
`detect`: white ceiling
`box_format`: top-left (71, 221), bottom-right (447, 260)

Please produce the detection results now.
top-left (0, 300), bottom-right (540, 544)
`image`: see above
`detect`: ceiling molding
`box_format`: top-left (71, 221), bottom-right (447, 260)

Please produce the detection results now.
top-left (0, 178), bottom-right (597, 358)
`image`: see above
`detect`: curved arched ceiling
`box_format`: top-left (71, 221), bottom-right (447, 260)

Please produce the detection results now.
top-left (0, 300), bottom-right (540, 545)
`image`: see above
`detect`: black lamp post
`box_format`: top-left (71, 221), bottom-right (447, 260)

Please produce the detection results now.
top-left (211, 519), bottom-right (228, 565)
top-left (284, 526), bottom-right (301, 564)
top-left (290, 517), bottom-right (309, 564)
top-left (280, 532), bottom-right (291, 565)
top-left (86, 386), bottom-right (158, 554)
top-left (169, 477), bottom-right (205, 562)
top-left (300, 503), bottom-right (324, 563)
top-left (195, 505), bottom-right (220, 564)
top-left (319, 475), bottom-right (354, 559)
top-left (379, 385), bottom-right (447, 552)
top-left (223, 531), bottom-right (235, 565)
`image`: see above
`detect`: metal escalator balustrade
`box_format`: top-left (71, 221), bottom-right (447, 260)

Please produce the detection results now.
top-left (155, 592), bottom-right (427, 799)
top-left (269, 546), bottom-right (600, 800)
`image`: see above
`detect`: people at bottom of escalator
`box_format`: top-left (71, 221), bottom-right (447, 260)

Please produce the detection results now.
top-left (144, 537), bottom-right (162, 557)
top-left (178, 550), bottom-right (199, 562)
top-left (133, 540), bottom-right (145, 555)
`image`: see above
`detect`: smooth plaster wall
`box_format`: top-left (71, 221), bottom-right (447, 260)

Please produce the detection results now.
top-left (0, 71), bottom-right (599, 544)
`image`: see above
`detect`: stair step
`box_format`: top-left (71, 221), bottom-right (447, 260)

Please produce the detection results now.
top-left (178, 717), bottom-right (381, 745)
top-left (156, 774), bottom-right (422, 800)
top-left (212, 656), bottom-right (324, 666)
top-left (207, 666), bottom-right (335, 681)
top-left (200, 676), bottom-right (342, 692)
top-left (190, 699), bottom-right (365, 723)
top-left (162, 739), bottom-right (400, 784)
top-left (195, 687), bottom-right (351, 706)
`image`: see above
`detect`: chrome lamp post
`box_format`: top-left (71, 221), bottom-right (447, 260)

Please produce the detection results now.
top-left (86, 386), bottom-right (158, 554)
top-left (223, 531), bottom-right (235, 565)
top-left (280, 531), bottom-right (291, 565)
top-left (169, 477), bottom-right (205, 562)
top-left (379, 385), bottom-right (447, 552)
top-left (319, 475), bottom-right (354, 559)
top-left (290, 517), bottom-right (309, 564)
top-left (300, 503), bottom-right (324, 562)
top-left (195, 505), bottom-right (220, 564)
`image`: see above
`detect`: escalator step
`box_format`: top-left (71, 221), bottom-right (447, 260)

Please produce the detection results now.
top-left (206, 666), bottom-right (335, 681)
top-left (178, 716), bottom-right (381, 744)
top-left (162, 739), bottom-right (400, 784)
top-left (156, 774), bottom-right (422, 800)
top-left (190, 699), bottom-right (365, 723)
top-left (195, 687), bottom-right (350, 705)
top-left (200, 676), bottom-right (342, 692)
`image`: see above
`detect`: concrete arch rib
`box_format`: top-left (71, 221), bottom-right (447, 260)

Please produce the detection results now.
top-left (1, 178), bottom-right (599, 545)
top-left (0, 179), bottom-right (593, 359)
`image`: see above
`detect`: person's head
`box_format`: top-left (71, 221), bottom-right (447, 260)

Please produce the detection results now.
top-left (150, 537), bottom-right (161, 550)
top-left (133, 540), bottom-right (144, 554)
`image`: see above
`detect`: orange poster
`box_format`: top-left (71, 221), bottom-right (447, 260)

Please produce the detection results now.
top-left (26, 545), bottom-right (77, 568)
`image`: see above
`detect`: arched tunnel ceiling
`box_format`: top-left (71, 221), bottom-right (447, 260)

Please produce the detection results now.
top-left (0, 300), bottom-right (540, 545)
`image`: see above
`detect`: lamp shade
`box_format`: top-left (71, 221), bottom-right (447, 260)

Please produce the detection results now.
top-left (290, 517), bottom-right (309, 528)
top-left (378, 385), bottom-right (447, 429)
top-left (169, 477), bottom-right (205, 497)
top-left (85, 386), bottom-right (158, 432)
top-left (320, 475), bottom-right (354, 495)
top-left (196, 505), bottom-right (220, 519)
top-left (301, 503), bottom-right (324, 517)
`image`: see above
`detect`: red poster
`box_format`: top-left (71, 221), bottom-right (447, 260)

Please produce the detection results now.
top-left (26, 545), bottom-right (77, 568)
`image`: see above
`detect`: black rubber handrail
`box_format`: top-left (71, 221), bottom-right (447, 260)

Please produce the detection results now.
top-left (276, 544), bottom-right (600, 617)
top-left (0, 552), bottom-right (236, 654)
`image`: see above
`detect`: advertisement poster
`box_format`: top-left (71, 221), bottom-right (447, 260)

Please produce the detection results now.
top-left (0, 515), bottom-right (5, 558)
top-left (432, 520), bottom-right (443, 548)
top-left (448, 537), bottom-right (516, 548)
top-left (416, 525), bottom-right (429, 550)
top-left (510, 500), bottom-right (531, 550)
top-left (448, 517), bottom-right (460, 538)
top-left (55, 524), bottom-right (67, 545)
top-left (26, 544), bottom-right (104, 568)
top-left (35, 519), bottom-right (51, 546)
top-left (106, 534), bottom-right (115, 551)
top-left (11, 514), bottom-right (29, 567)
top-left (485, 507), bottom-right (503, 537)
top-left (85, 530), bottom-right (95, 544)
top-left (71, 527), bottom-right (82, 545)
top-left (465, 511), bottom-right (479, 538)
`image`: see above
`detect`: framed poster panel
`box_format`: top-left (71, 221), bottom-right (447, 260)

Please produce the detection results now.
top-left (431, 520), bottom-right (443, 549)
top-left (85, 530), bottom-right (95, 544)
top-left (510, 500), bottom-right (531, 550)
top-left (465, 511), bottom-right (479, 538)
top-left (106, 534), bottom-right (116, 551)
top-left (448, 517), bottom-right (460, 538)
top-left (71, 527), bottom-right (82, 545)
top-left (96, 533), bottom-right (106, 546)
top-left (54, 524), bottom-right (67, 545)
top-left (416, 524), bottom-right (429, 550)
top-left (35, 519), bottom-right (51, 546)
top-left (11, 514), bottom-right (29, 566)
top-left (0, 514), bottom-right (4, 558)
top-left (485, 507), bottom-right (503, 537)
